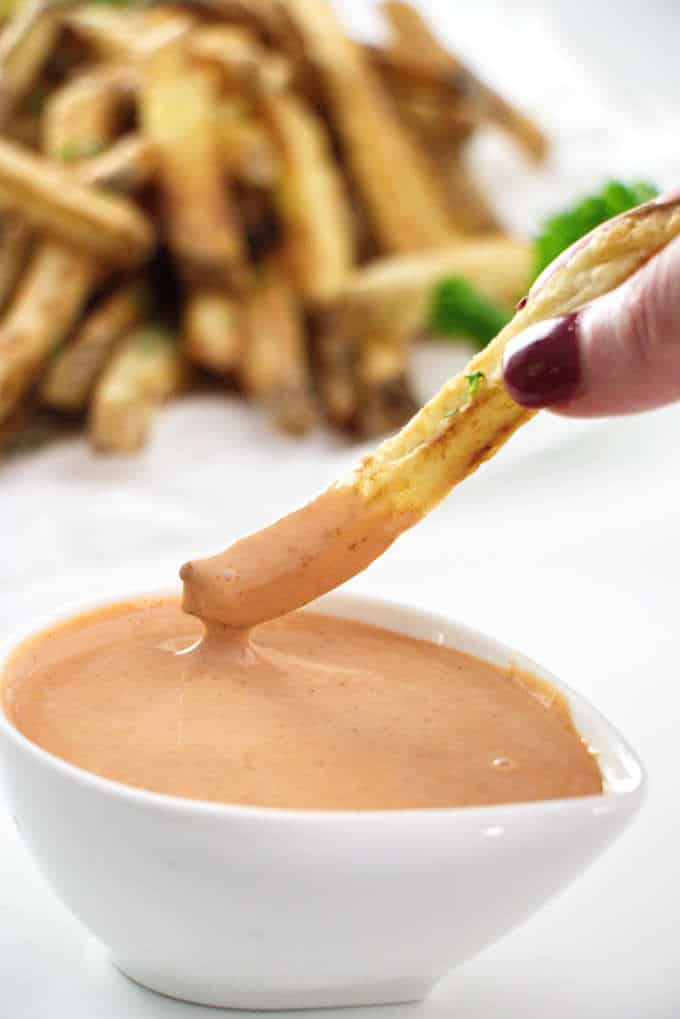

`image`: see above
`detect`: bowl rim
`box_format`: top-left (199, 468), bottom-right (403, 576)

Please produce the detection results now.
top-left (0, 587), bottom-right (646, 824)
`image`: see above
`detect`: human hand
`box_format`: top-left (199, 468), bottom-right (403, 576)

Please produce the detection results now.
top-left (503, 201), bottom-right (680, 416)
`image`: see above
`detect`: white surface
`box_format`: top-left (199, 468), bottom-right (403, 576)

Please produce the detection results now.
top-left (2, 1), bottom-right (680, 1017)
top-left (0, 591), bottom-right (644, 1011)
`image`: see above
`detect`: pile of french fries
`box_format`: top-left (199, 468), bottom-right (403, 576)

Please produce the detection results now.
top-left (0, 0), bottom-right (544, 456)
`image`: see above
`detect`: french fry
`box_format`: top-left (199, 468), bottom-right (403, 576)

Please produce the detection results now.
top-left (76, 133), bottom-right (156, 194)
top-left (431, 143), bottom-right (502, 236)
top-left (368, 46), bottom-right (475, 142)
top-left (183, 198), bottom-right (680, 627)
top-left (0, 238), bottom-right (98, 423)
top-left (0, 137), bottom-right (155, 264)
top-left (334, 237), bottom-right (532, 350)
top-left (189, 24), bottom-right (290, 97)
top-left (218, 100), bottom-right (279, 187)
top-left (315, 315), bottom-right (358, 429)
top-left (240, 259), bottom-right (316, 434)
top-left (380, 1), bottom-right (548, 163)
top-left (354, 332), bottom-right (417, 438)
top-left (279, 0), bottom-right (456, 254)
top-left (5, 109), bottom-right (42, 148)
top-left (182, 289), bottom-right (243, 376)
top-left (63, 4), bottom-right (192, 62)
top-left (0, 398), bottom-right (68, 458)
top-left (141, 38), bottom-right (247, 288)
top-left (0, 212), bottom-right (30, 312)
top-left (42, 63), bottom-right (138, 160)
top-left (41, 282), bottom-right (145, 412)
top-left (89, 325), bottom-right (183, 453)
top-left (0, 0), bottom-right (58, 125)
top-left (265, 92), bottom-right (354, 305)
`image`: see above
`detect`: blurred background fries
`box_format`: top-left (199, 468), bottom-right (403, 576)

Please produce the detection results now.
top-left (0, 0), bottom-right (546, 456)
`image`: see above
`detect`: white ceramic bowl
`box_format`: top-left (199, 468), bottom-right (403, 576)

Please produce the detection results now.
top-left (0, 590), bottom-right (644, 1011)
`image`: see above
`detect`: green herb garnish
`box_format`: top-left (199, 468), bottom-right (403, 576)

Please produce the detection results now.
top-left (465, 371), bottom-right (485, 396)
top-left (429, 179), bottom-right (659, 354)
top-left (57, 140), bottom-right (108, 162)
top-left (532, 179), bottom-right (659, 279)
top-left (429, 277), bottom-right (512, 351)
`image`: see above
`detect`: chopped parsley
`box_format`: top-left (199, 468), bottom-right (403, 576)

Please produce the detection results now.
top-left (429, 276), bottom-right (512, 351)
top-left (532, 179), bottom-right (659, 279)
top-left (465, 371), bottom-right (485, 396)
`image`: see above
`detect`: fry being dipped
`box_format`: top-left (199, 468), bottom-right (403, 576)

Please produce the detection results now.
top-left (182, 198), bottom-right (680, 627)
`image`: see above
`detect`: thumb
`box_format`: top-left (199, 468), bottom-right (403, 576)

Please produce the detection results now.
top-left (502, 232), bottom-right (680, 416)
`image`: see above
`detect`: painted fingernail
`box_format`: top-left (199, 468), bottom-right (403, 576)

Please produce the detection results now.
top-left (502, 312), bottom-right (583, 407)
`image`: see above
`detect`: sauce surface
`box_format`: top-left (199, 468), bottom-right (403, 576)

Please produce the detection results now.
top-left (2, 597), bottom-right (602, 809)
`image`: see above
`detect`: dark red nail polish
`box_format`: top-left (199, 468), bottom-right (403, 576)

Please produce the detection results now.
top-left (502, 312), bottom-right (583, 408)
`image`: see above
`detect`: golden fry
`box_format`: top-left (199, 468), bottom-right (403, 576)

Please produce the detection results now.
top-left (189, 24), bottom-right (290, 97)
top-left (0, 212), bottom-right (30, 313)
top-left (354, 333), bottom-right (417, 438)
top-left (89, 326), bottom-right (183, 453)
top-left (266, 93), bottom-right (354, 305)
top-left (182, 200), bottom-right (680, 628)
top-left (279, 0), bottom-right (456, 253)
top-left (0, 0), bottom-right (58, 125)
top-left (0, 239), bottom-right (98, 423)
top-left (76, 133), bottom-right (156, 194)
top-left (431, 144), bottom-right (501, 236)
top-left (41, 282), bottom-right (145, 412)
top-left (314, 309), bottom-right (358, 428)
top-left (141, 39), bottom-right (247, 287)
top-left (182, 290), bottom-right (243, 376)
top-left (0, 137), bottom-right (155, 265)
top-left (63, 4), bottom-right (192, 62)
top-left (43, 64), bottom-right (138, 160)
top-left (380, 1), bottom-right (548, 162)
top-left (241, 260), bottom-right (316, 434)
top-left (335, 237), bottom-right (532, 346)
top-left (218, 100), bottom-right (279, 187)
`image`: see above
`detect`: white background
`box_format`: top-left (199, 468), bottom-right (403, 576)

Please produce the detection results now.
top-left (2, 2), bottom-right (680, 1016)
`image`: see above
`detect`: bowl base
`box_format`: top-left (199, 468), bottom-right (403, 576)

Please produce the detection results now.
top-left (113, 957), bottom-right (433, 1011)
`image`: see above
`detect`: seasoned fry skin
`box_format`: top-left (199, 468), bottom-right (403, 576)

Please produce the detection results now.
top-left (218, 99), bottom-right (279, 187)
top-left (76, 133), bottom-right (157, 194)
top-left (62, 4), bottom-right (193, 62)
top-left (189, 24), bottom-right (291, 97)
top-left (182, 289), bottom-right (243, 376)
top-left (336, 237), bottom-right (532, 346)
top-left (380, 1), bottom-right (548, 163)
top-left (182, 198), bottom-right (680, 626)
top-left (240, 259), bottom-right (316, 434)
top-left (0, 137), bottom-right (154, 264)
top-left (41, 282), bottom-right (145, 412)
top-left (42, 64), bottom-right (138, 161)
top-left (266, 92), bottom-right (354, 305)
top-left (0, 1), bottom-right (59, 125)
top-left (0, 239), bottom-right (98, 423)
top-left (89, 325), bottom-right (184, 453)
top-left (0, 212), bottom-right (30, 313)
top-left (141, 38), bottom-right (247, 288)
top-left (279, 0), bottom-right (456, 254)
